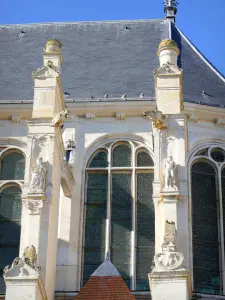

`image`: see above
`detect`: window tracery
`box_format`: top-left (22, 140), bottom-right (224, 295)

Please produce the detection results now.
top-left (83, 141), bottom-right (154, 291)
top-left (0, 148), bottom-right (25, 293)
top-left (191, 146), bottom-right (225, 295)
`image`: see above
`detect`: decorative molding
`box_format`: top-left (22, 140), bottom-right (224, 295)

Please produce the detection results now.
top-left (143, 110), bottom-right (167, 129)
top-left (86, 112), bottom-right (95, 121)
top-left (154, 221), bottom-right (185, 271)
top-left (61, 159), bottom-right (75, 198)
top-left (116, 112), bottom-right (125, 121)
top-left (52, 109), bottom-right (68, 127)
top-left (11, 114), bottom-right (21, 124)
top-left (22, 198), bottom-right (44, 215)
top-left (188, 114), bottom-right (198, 123)
top-left (216, 118), bottom-right (225, 128)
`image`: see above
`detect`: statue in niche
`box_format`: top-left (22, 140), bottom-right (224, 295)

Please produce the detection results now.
top-left (64, 139), bottom-right (76, 165)
top-left (163, 156), bottom-right (176, 190)
top-left (29, 157), bottom-right (47, 193)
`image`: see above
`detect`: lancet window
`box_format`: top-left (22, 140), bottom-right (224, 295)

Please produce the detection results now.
top-left (0, 149), bottom-right (25, 293)
top-left (83, 141), bottom-right (155, 291)
top-left (191, 146), bottom-right (225, 295)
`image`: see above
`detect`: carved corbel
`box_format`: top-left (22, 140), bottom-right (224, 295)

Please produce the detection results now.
top-left (22, 198), bottom-right (44, 215)
top-left (143, 110), bottom-right (168, 129)
top-left (86, 112), bottom-right (95, 121)
top-left (116, 112), bottom-right (125, 121)
top-left (188, 114), bottom-right (198, 123)
top-left (216, 118), bottom-right (225, 128)
top-left (11, 114), bottom-right (21, 124)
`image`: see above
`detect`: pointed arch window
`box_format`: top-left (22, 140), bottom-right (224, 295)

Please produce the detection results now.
top-left (191, 147), bottom-right (225, 295)
top-left (0, 151), bottom-right (25, 180)
top-left (83, 142), bottom-right (154, 291)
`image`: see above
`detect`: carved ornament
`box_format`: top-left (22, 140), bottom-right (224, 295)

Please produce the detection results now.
top-left (143, 110), bottom-right (168, 129)
top-left (52, 109), bottom-right (68, 127)
top-left (154, 220), bottom-right (184, 271)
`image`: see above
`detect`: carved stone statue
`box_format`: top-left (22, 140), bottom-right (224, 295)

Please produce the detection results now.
top-left (23, 245), bottom-right (37, 269)
top-left (29, 157), bottom-right (46, 194)
top-left (154, 220), bottom-right (184, 270)
top-left (64, 139), bottom-right (76, 164)
top-left (3, 245), bottom-right (40, 275)
top-left (143, 110), bottom-right (167, 129)
top-left (163, 156), bottom-right (176, 190)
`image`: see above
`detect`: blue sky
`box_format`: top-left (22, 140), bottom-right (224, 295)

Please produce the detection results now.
top-left (1, 0), bottom-right (225, 75)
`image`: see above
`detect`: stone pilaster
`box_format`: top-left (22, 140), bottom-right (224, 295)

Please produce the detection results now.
top-left (4, 39), bottom-right (71, 300)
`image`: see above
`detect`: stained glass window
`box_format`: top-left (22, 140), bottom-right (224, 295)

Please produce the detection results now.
top-left (0, 186), bottom-right (22, 293)
top-left (137, 151), bottom-right (154, 167)
top-left (1, 152), bottom-right (25, 180)
top-left (89, 150), bottom-right (108, 168)
top-left (84, 142), bottom-right (154, 291)
top-left (112, 144), bottom-right (131, 167)
top-left (192, 161), bottom-right (221, 294)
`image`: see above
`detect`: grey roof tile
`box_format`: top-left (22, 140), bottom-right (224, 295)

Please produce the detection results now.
top-left (0, 20), bottom-right (168, 101)
top-left (0, 19), bottom-right (224, 107)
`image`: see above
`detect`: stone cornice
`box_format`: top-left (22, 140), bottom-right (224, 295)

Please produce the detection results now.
top-left (0, 100), bottom-right (225, 122)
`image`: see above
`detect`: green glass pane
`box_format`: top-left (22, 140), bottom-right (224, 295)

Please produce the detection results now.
top-left (0, 187), bottom-right (22, 221)
top-left (89, 151), bottom-right (108, 168)
top-left (136, 173), bottom-right (154, 291)
top-left (87, 173), bottom-right (108, 204)
top-left (111, 173), bottom-right (132, 288)
top-left (83, 173), bottom-right (107, 284)
top-left (112, 144), bottom-right (131, 167)
top-left (137, 151), bottom-right (154, 167)
top-left (1, 153), bottom-right (25, 180)
top-left (192, 162), bottom-right (221, 294)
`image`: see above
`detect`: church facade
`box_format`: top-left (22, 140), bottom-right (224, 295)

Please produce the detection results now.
top-left (0, 2), bottom-right (225, 300)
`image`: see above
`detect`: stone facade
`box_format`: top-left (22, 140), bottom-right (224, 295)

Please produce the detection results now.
top-left (0, 13), bottom-right (224, 300)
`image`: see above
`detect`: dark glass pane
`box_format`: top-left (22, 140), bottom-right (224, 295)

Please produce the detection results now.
top-left (211, 148), bottom-right (225, 163)
top-left (112, 144), bottom-right (131, 167)
top-left (0, 186), bottom-right (22, 294)
top-left (221, 168), bottom-right (225, 270)
top-left (137, 151), bottom-right (153, 167)
top-left (0, 187), bottom-right (22, 221)
top-left (89, 151), bottom-right (108, 168)
top-left (111, 173), bottom-right (132, 288)
top-left (195, 149), bottom-right (208, 157)
top-left (83, 173), bottom-right (107, 284)
top-left (136, 173), bottom-right (154, 291)
top-left (1, 153), bottom-right (25, 180)
top-left (192, 161), bottom-right (221, 294)
top-left (87, 173), bottom-right (108, 204)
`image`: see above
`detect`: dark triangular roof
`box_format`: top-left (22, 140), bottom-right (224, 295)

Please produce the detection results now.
top-left (75, 260), bottom-right (135, 300)
top-left (0, 19), bottom-right (224, 107)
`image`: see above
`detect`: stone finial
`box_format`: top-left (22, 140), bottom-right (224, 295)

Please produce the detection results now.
top-left (157, 39), bottom-right (180, 67)
top-left (44, 39), bottom-right (62, 54)
top-left (43, 39), bottom-right (62, 70)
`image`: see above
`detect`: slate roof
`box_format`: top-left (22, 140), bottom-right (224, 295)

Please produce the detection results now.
top-left (0, 19), bottom-right (224, 107)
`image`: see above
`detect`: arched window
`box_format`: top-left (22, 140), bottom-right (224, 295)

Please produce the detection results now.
top-left (191, 147), bottom-right (225, 296)
top-left (0, 151), bottom-right (25, 180)
top-left (0, 186), bottom-right (22, 292)
top-left (83, 142), bottom-right (154, 291)
top-left (0, 148), bottom-right (25, 293)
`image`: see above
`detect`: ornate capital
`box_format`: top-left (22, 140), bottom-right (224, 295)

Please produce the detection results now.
top-left (22, 198), bottom-right (44, 215)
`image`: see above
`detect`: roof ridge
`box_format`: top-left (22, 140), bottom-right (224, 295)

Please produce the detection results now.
top-left (175, 25), bottom-right (225, 82)
top-left (0, 18), bottom-right (166, 28)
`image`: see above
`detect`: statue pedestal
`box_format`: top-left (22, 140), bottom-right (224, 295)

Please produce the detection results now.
top-left (160, 190), bottom-right (179, 225)
top-left (4, 261), bottom-right (47, 300)
top-left (149, 269), bottom-right (190, 300)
